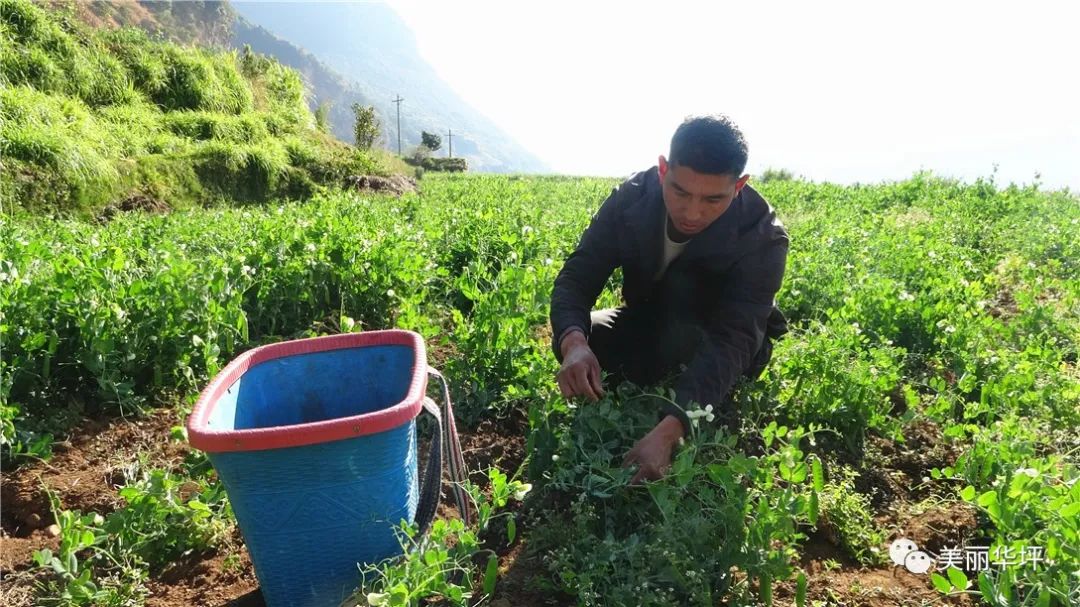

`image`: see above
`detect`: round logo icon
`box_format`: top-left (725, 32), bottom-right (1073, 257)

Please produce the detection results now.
top-left (904, 550), bottom-right (934, 574)
top-left (889, 537), bottom-right (936, 574)
top-left (889, 538), bottom-right (919, 567)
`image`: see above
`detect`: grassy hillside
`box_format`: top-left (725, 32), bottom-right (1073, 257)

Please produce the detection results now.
top-left (0, 0), bottom-right (395, 218)
top-left (63, 0), bottom-right (387, 161)
top-left (56, 0), bottom-right (235, 48)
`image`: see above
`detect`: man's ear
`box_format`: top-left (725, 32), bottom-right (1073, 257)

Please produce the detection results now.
top-left (658, 155), bottom-right (668, 181)
top-left (735, 173), bottom-right (750, 193)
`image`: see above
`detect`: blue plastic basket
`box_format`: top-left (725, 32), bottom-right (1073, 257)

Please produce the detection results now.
top-left (187, 330), bottom-right (452, 607)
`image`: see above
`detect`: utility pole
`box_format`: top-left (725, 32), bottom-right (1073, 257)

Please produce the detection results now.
top-left (392, 94), bottom-right (404, 155)
top-left (445, 129), bottom-right (453, 158)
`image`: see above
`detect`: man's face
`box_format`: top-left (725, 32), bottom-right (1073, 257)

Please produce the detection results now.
top-left (658, 155), bottom-right (748, 236)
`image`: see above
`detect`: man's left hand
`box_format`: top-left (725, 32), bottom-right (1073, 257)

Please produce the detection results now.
top-left (622, 415), bottom-right (685, 485)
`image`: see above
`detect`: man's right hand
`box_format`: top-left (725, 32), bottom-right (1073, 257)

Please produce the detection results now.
top-left (556, 330), bottom-right (604, 401)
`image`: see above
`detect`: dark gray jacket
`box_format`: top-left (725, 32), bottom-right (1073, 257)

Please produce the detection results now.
top-left (549, 166), bottom-right (789, 409)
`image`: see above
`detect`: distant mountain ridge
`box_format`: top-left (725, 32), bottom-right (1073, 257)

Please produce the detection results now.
top-left (229, 1), bottom-right (548, 173)
top-left (70, 0), bottom-right (547, 173)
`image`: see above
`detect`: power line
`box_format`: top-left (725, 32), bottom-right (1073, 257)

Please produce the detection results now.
top-left (392, 94), bottom-right (404, 155)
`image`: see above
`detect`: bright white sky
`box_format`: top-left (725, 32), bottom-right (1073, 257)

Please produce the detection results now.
top-left (391, 0), bottom-right (1079, 189)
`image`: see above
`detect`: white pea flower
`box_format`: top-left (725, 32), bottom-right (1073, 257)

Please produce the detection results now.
top-left (512, 483), bottom-right (532, 501)
top-left (366, 592), bottom-right (389, 606)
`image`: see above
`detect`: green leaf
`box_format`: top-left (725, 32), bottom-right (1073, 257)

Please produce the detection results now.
top-left (1059, 501), bottom-right (1080, 518)
top-left (760, 573), bottom-right (773, 607)
top-left (482, 553), bottom-right (499, 595)
top-left (930, 573), bottom-right (952, 594)
top-left (808, 490), bottom-right (819, 526)
top-left (340, 315), bottom-right (355, 332)
top-left (976, 490), bottom-right (998, 507)
top-left (795, 571), bottom-right (807, 607)
top-left (423, 549), bottom-right (439, 566)
top-left (946, 566), bottom-right (968, 590)
top-left (960, 485), bottom-right (976, 501)
top-left (32, 549), bottom-right (52, 567)
top-left (977, 572), bottom-right (996, 604)
top-left (111, 248), bottom-right (125, 271)
top-left (507, 517), bottom-right (516, 544)
top-left (237, 312), bottom-right (249, 341)
top-left (811, 457), bottom-right (824, 492)
top-left (789, 461), bottom-right (807, 483)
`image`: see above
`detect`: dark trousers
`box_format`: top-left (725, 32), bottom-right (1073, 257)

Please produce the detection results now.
top-left (587, 304), bottom-right (774, 402)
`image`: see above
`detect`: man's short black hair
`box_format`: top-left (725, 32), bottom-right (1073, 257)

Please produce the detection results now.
top-left (668, 114), bottom-right (748, 177)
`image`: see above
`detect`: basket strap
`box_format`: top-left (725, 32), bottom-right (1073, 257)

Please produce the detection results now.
top-left (414, 396), bottom-right (443, 538)
top-left (428, 367), bottom-right (472, 526)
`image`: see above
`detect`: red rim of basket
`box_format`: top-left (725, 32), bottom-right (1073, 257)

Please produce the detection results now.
top-left (186, 330), bottom-right (427, 453)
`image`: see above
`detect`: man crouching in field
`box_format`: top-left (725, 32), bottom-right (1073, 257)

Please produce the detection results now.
top-left (549, 114), bottom-right (789, 484)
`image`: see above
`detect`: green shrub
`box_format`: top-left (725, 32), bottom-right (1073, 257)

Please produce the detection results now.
top-left (421, 157), bottom-right (468, 172)
top-left (740, 321), bottom-right (907, 456)
top-left (817, 465), bottom-right (887, 565)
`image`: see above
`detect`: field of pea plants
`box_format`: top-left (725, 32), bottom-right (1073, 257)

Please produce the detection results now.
top-left (2, 171), bottom-right (1078, 606)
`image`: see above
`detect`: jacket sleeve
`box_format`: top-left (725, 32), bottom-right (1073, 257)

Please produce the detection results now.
top-left (673, 236), bottom-right (789, 411)
top-left (549, 185), bottom-right (623, 362)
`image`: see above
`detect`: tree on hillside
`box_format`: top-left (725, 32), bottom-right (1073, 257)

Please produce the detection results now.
top-left (758, 168), bottom-right (795, 183)
top-left (351, 103), bottom-right (381, 150)
top-left (315, 100), bottom-right (331, 133)
top-left (421, 131), bottom-right (442, 152)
